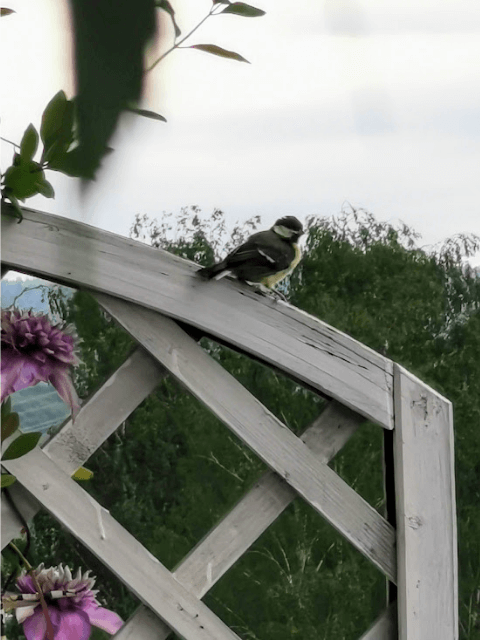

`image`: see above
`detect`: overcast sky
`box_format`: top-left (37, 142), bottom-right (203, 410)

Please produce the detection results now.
top-left (2, 0), bottom-right (480, 262)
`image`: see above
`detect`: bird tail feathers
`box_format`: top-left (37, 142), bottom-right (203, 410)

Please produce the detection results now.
top-left (197, 262), bottom-right (230, 280)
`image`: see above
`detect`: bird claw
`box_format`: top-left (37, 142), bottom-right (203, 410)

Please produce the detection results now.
top-left (252, 284), bottom-right (288, 302)
top-left (270, 289), bottom-right (288, 302)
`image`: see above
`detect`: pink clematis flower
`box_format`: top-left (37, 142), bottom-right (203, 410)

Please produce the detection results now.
top-left (14, 564), bottom-right (123, 640)
top-left (1, 308), bottom-right (81, 419)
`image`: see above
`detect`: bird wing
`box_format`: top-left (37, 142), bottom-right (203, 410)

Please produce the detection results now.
top-left (225, 231), bottom-right (292, 271)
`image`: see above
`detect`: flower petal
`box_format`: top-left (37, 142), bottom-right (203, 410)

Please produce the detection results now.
top-left (1, 354), bottom-right (29, 400)
top-left (1, 353), bottom-right (45, 399)
top-left (16, 573), bottom-right (37, 594)
top-left (1, 309), bottom-right (80, 405)
top-left (48, 369), bottom-right (81, 420)
top-left (84, 604), bottom-right (124, 634)
top-left (21, 606), bottom-right (51, 640)
top-left (52, 609), bottom-right (91, 640)
top-left (16, 603), bottom-right (40, 624)
top-left (22, 606), bottom-right (92, 640)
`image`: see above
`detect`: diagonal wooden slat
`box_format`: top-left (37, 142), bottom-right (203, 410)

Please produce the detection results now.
top-left (117, 401), bottom-right (364, 640)
top-left (1, 348), bottom-right (165, 548)
top-left (95, 293), bottom-right (397, 581)
top-left (175, 401), bottom-right (365, 596)
top-left (358, 604), bottom-right (397, 639)
top-left (44, 347), bottom-right (166, 475)
top-left (116, 607), bottom-right (161, 640)
top-left (1, 205), bottom-right (394, 428)
top-left (2, 450), bottom-right (243, 640)
top-left (1, 207), bottom-right (458, 640)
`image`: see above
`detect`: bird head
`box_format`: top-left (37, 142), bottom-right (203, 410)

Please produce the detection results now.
top-left (272, 216), bottom-right (304, 242)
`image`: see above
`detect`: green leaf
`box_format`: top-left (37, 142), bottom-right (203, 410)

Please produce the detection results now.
top-left (2, 191), bottom-right (24, 222)
top-left (20, 124), bottom-right (39, 162)
top-left (47, 149), bottom-right (83, 177)
top-left (2, 412), bottom-right (19, 442)
top-left (72, 466), bottom-right (94, 481)
top-left (36, 179), bottom-right (55, 199)
top-left (1, 8), bottom-right (15, 16)
top-left (126, 107), bottom-right (167, 122)
top-left (221, 2), bottom-right (265, 17)
top-left (3, 161), bottom-right (46, 201)
top-left (189, 44), bottom-right (250, 64)
top-left (1, 543), bottom-right (22, 573)
top-left (155, 0), bottom-right (181, 37)
top-left (1, 543), bottom-right (19, 564)
top-left (41, 96), bottom-right (75, 165)
top-left (41, 91), bottom-right (68, 145)
top-left (42, 139), bottom-right (65, 164)
top-left (2, 432), bottom-right (42, 461)
top-left (1, 474), bottom-right (16, 488)
top-left (1, 398), bottom-right (12, 420)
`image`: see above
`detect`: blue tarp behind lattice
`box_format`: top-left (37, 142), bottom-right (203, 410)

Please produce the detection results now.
top-left (11, 383), bottom-right (71, 434)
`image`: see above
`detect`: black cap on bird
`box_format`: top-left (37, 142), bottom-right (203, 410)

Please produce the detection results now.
top-left (197, 216), bottom-right (304, 289)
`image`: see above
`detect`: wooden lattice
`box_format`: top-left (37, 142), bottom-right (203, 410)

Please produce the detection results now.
top-left (1, 205), bottom-right (458, 639)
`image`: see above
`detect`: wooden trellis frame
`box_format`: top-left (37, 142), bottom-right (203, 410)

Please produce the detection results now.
top-left (1, 205), bottom-right (458, 640)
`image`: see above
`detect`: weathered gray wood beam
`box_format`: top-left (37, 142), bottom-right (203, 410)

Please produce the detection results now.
top-left (96, 293), bottom-right (396, 581)
top-left (1, 205), bottom-right (394, 428)
top-left (358, 604), bottom-right (397, 640)
top-left (393, 364), bottom-right (458, 640)
top-left (44, 347), bottom-right (166, 475)
top-left (2, 450), bottom-right (244, 640)
top-left (117, 401), bottom-right (363, 640)
top-left (1, 348), bottom-right (165, 547)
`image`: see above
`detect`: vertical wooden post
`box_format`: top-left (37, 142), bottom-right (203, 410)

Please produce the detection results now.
top-left (393, 364), bottom-right (458, 640)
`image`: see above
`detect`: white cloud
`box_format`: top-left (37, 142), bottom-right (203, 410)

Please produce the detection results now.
top-left (1, 0), bottom-right (479, 267)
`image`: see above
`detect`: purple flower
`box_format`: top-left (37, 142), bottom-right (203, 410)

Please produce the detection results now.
top-left (1, 308), bottom-right (81, 419)
top-left (15, 564), bottom-right (123, 640)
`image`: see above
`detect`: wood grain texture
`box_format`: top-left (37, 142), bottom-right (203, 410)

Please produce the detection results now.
top-left (1, 205), bottom-right (394, 428)
top-left (44, 347), bottom-right (166, 475)
top-left (115, 402), bottom-right (364, 640)
top-left (2, 450), bottom-right (244, 640)
top-left (119, 607), bottom-right (165, 640)
top-left (96, 293), bottom-right (396, 581)
top-left (358, 604), bottom-right (396, 640)
top-left (1, 348), bottom-right (165, 547)
top-left (176, 400), bottom-right (365, 597)
top-left (393, 364), bottom-right (458, 640)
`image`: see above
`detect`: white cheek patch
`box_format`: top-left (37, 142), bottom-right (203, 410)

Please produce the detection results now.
top-left (273, 225), bottom-right (297, 238)
top-left (258, 249), bottom-right (276, 264)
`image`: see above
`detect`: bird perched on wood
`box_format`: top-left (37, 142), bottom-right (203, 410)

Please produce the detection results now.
top-left (197, 216), bottom-right (304, 294)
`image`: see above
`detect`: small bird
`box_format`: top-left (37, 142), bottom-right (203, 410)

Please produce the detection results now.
top-left (197, 216), bottom-right (304, 292)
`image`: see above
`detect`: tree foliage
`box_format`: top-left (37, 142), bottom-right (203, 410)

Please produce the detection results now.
top-left (7, 206), bottom-right (479, 639)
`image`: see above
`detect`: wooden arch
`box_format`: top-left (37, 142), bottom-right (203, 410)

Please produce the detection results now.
top-left (1, 205), bottom-right (458, 640)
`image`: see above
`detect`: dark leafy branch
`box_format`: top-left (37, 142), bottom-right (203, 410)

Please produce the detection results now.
top-left (149, 0), bottom-right (265, 71)
top-left (1, 0), bottom-right (265, 214)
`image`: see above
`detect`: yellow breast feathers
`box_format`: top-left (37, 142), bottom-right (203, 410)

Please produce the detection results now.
top-left (261, 243), bottom-right (302, 288)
